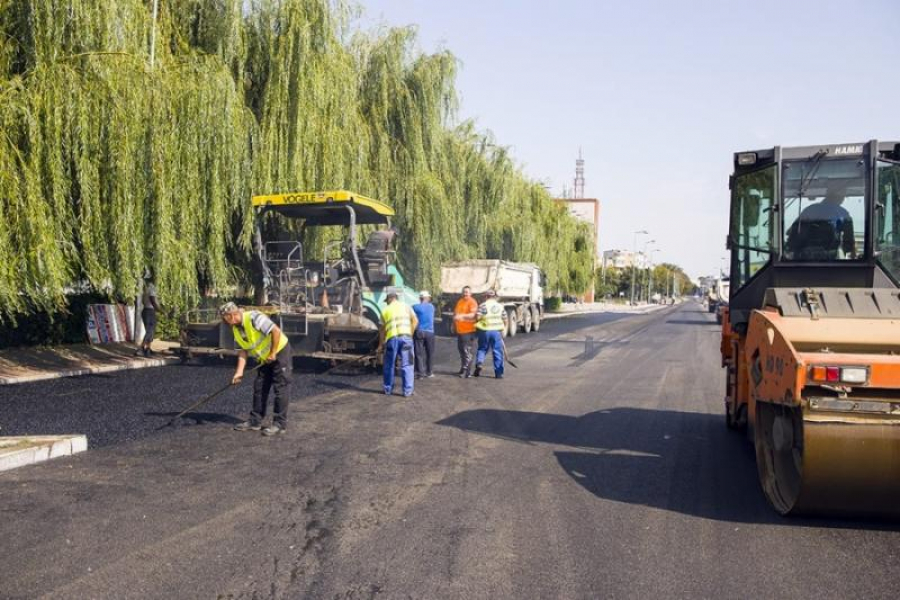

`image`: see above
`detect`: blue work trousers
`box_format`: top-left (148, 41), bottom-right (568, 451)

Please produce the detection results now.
top-left (383, 335), bottom-right (414, 395)
top-left (475, 330), bottom-right (504, 376)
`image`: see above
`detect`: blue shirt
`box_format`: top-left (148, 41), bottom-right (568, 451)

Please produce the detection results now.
top-left (412, 302), bottom-right (435, 333)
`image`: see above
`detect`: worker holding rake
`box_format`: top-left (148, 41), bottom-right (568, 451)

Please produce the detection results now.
top-left (219, 302), bottom-right (292, 436)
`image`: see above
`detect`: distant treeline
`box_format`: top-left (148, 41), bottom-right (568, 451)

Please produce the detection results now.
top-left (0, 0), bottom-right (594, 322)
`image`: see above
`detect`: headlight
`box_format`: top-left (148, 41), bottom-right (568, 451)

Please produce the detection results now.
top-left (840, 367), bottom-right (868, 384)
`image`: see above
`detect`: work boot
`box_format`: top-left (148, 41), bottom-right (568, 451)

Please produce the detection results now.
top-left (262, 424), bottom-right (285, 436)
top-left (234, 421), bottom-right (262, 432)
top-left (457, 368), bottom-right (465, 376)
top-left (473, 365), bottom-right (482, 378)
top-left (133, 348), bottom-right (144, 357)
top-left (495, 373), bottom-right (504, 379)
top-left (144, 348), bottom-right (154, 357)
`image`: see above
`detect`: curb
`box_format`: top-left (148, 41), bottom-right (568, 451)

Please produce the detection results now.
top-left (543, 304), bottom-right (672, 320)
top-left (0, 435), bottom-right (88, 473)
top-left (0, 356), bottom-right (179, 386)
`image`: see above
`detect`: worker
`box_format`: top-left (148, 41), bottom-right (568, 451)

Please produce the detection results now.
top-left (134, 270), bottom-right (160, 357)
top-left (412, 290), bottom-right (435, 379)
top-left (452, 286), bottom-right (479, 377)
top-left (785, 183), bottom-right (856, 260)
top-left (380, 292), bottom-right (417, 397)
top-left (473, 290), bottom-right (508, 379)
top-left (219, 302), bottom-right (292, 436)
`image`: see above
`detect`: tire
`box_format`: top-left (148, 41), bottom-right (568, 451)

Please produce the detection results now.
top-left (507, 308), bottom-right (517, 337)
top-left (522, 307), bottom-right (532, 334)
top-left (531, 306), bottom-right (541, 332)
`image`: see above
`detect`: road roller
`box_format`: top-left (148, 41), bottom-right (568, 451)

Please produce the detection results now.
top-left (721, 140), bottom-right (900, 516)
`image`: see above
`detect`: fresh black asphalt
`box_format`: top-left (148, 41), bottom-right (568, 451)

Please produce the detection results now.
top-left (1, 304), bottom-right (897, 599)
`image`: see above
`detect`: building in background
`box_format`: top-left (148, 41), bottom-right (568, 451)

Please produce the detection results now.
top-left (601, 249), bottom-right (651, 270)
top-left (554, 150), bottom-right (599, 302)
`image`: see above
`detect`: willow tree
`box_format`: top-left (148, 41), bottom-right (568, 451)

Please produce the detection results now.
top-left (0, 0), bottom-right (254, 318)
top-left (0, 0), bottom-right (595, 325)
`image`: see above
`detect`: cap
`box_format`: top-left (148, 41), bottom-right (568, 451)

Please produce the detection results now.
top-left (419, 290), bottom-right (431, 298)
top-left (218, 301), bottom-right (239, 316)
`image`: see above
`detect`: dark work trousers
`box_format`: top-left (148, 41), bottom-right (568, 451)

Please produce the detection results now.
top-left (141, 308), bottom-right (156, 345)
top-left (251, 344), bottom-right (293, 428)
top-left (456, 332), bottom-right (476, 375)
top-left (414, 330), bottom-right (435, 376)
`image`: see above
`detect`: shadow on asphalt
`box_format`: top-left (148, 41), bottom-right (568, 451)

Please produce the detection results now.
top-left (437, 407), bottom-right (900, 530)
top-left (145, 411), bottom-right (243, 427)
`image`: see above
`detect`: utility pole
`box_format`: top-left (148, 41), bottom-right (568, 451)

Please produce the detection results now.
top-left (630, 230), bottom-right (648, 305)
top-left (642, 241), bottom-right (656, 302)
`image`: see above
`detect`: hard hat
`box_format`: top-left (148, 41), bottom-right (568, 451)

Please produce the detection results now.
top-left (419, 290), bottom-right (431, 298)
top-left (485, 290), bottom-right (497, 297)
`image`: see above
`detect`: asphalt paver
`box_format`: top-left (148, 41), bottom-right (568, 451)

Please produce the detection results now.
top-left (1, 303), bottom-right (898, 599)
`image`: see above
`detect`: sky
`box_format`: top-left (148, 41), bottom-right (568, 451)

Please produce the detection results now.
top-left (357, 0), bottom-right (900, 279)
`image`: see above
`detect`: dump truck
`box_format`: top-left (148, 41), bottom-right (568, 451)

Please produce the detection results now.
top-left (438, 260), bottom-right (544, 337)
top-left (178, 190), bottom-right (418, 365)
top-left (721, 140), bottom-right (900, 516)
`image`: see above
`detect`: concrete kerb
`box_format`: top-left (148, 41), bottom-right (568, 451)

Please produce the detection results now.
top-left (0, 355), bottom-right (179, 386)
top-left (542, 303), bottom-right (672, 320)
top-left (0, 435), bottom-right (88, 473)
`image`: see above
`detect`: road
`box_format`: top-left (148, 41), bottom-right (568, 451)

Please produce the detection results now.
top-left (1, 302), bottom-right (898, 599)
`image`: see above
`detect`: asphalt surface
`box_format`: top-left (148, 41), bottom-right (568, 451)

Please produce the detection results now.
top-left (1, 303), bottom-right (898, 599)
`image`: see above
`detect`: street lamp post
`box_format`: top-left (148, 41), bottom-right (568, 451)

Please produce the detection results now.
top-left (645, 247), bottom-right (658, 302)
top-left (642, 241), bottom-right (656, 302)
top-left (630, 230), bottom-right (648, 305)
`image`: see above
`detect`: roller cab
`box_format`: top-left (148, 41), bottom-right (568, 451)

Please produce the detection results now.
top-left (723, 140), bottom-right (900, 516)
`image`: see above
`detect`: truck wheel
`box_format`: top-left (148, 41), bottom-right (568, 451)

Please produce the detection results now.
top-left (507, 308), bottom-right (517, 337)
top-left (522, 307), bottom-right (532, 334)
top-left (530, 306), bottom-right (541, 332)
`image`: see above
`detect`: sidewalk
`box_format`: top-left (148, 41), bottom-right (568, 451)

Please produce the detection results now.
top-left (0, 340), bottom-right (180, 386)
top-left (543, 300), bottom-right (676, 320)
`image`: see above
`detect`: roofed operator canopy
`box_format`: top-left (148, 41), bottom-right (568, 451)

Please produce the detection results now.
top-left (251, 190), bottom-right (394, 226)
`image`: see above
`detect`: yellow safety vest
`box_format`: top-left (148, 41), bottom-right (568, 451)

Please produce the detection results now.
top-left (382, 301), bottom-right (413, 341)
top-left (476, 299), bottom-right (506, 331)
top-left (232, 311), bottom-right (288, 360)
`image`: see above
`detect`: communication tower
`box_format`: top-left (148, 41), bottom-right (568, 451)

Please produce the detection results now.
top-left (574, 148), bottom-right (585, 198)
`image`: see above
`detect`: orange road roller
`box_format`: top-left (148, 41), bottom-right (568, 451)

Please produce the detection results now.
top-left (722, 140), bottom-right (900, 516)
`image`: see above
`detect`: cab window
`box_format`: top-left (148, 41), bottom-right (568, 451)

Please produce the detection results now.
top-left (875, 160), bottom-right (900, 281)
top-left (730, 165), bottom-right (776, 290)
top-left (782, 158), bottom-right (865, 261)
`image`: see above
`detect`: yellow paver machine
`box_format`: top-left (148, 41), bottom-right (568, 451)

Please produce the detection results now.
top-left (178, 190), bottom-right (418, 365)
top-left (721, 140), bottom-right (900, 516)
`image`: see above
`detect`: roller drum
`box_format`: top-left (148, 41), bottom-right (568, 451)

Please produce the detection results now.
top-left (755, 402), bottom-right (900, 517)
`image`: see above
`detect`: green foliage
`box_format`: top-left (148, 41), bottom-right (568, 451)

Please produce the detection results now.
top-left (597, 263), bottom-right (691, 302)
top-left (0, 0), bottom-right (594, 329)
top-left (544, 297), bottom-right (562, 312)
top-left (0, 292), bottom-right (108, 346)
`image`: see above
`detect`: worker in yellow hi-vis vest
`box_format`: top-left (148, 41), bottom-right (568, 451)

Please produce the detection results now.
top-left (473, 290), bottom-right (508, 379)
top-left (219, 302), bottom-right (292, 436)
top-left (380, 292), bottom-right (418, 397)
